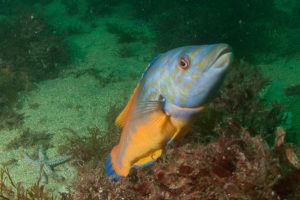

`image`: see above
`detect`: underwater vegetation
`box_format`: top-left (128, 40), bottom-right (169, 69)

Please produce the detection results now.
top-left (0, 167), bottom-right (73, 200)
top-left (128, 0), bottom-right (298, 60)
top-left (5, 128), bottom-right (52, 151)
top-left (61, 0), bottom-right (80, 16)
top-left (105, 23), bottom-right (149, 44)
top-left (66, 59), bottom-right (297, 199)
top-left (192, 60), bottom-right (287, 142)
top-left (0, 0), bottom-right (52, 15)
top-left (64, 68), bottom-right (122, 88)
top-left (56, 0), bottom-right (299, 61)
top-left (0, 1), bottom-right (297, 199)
top-left (0, 11), bottom-right (69, 129)
top-left (59, 104), bottom-right (123, 169)
top-left (0, 12), bottom-right (69, 82)
top-left (285, 84), bottom-right (300, 96)
top-left (72, 124), bottom-right (300, 200)
top-left (1, 126), bottom-right (299, 199)
top-left (128, 126), bottom-right (299, 200)
top-left (105, 22), bottom-right (151, 59)
top-left (84, 0), bottom-right (120, 18)
top-left (0, 72), bottom-right (23, 129)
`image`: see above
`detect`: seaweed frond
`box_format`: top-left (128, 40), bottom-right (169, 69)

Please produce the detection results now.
top-left (0, 11), bottom-right (70, 130)
top-left (5, 128), bottom-right (52, 151)
top-left (126, 121), bottom-right (281, 200)
top-left (0, 167), bottom-right (74, 199)
top-left (72, 123), bottom-right (300, 199)
top-left (59, 104), bottom-right (123, 170)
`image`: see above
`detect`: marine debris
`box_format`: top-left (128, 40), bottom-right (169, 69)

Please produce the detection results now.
top-left (22, 145), bottom-right (72, 184)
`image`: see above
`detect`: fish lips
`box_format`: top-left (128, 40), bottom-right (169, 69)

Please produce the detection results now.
top-left (208, 45), bottom-right (233, 71)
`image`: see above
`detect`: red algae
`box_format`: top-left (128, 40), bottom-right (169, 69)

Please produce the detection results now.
top-left (72, 123), bottom-right (299, 200)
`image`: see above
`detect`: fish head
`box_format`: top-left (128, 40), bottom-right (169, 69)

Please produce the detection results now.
top-left (160, 43), bottom-right (233, 108)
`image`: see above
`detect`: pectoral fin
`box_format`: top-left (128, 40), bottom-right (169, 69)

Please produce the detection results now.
top-left (115, 83), bottom-right (140, 127)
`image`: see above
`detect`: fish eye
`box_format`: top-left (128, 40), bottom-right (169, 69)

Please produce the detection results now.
top-left (178, 55), bottom-right (190, 70)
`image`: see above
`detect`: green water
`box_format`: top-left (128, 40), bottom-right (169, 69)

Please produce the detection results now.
top-left (0, 0), bottom-right (299, 199)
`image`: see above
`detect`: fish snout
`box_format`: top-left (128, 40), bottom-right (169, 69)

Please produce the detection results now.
top-left (210, 44), bottom-right (233, 70)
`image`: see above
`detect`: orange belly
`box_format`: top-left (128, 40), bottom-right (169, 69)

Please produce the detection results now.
top-left (110, 111), bottom-right (175, 177)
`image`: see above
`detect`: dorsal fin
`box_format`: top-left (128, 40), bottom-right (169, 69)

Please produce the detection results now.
top-left (115, 83), bottom-right (140, 128)
top-left (115, 55), bottom-right (160, 128)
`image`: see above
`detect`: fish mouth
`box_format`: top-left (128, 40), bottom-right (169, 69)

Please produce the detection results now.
top-left (210, 45), bottom-right (233, 70)
top-left (168, 101), bottom-right (206, 112)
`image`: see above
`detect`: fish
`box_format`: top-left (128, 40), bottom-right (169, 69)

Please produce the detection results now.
top-left (105, 43), bottom-right (234, 181)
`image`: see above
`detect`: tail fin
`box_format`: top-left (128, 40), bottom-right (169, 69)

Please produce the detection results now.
top-left (105, 154), bottom-right (121, 182)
